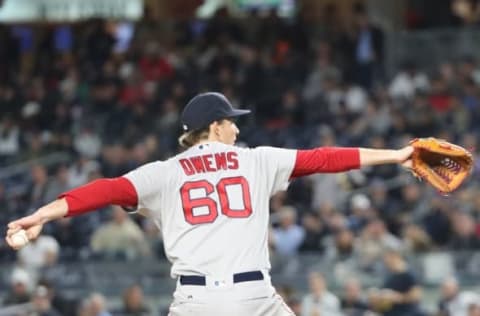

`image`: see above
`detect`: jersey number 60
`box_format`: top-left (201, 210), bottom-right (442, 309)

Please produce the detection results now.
top-left (180, 176), bottom-right (252, 225)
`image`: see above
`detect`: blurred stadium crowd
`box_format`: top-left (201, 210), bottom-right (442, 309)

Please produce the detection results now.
top-left (0, 1), bottom-right (480, 316)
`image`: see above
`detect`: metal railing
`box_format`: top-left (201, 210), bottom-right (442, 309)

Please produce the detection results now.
top-left (1, 251), bottom-right (477, 294)
top-left (0, 151), bottom-right (72, 199)
top-left (0, 251), bottom-right (478, 314)
top-left (0, 152), bottom-right (71, 181)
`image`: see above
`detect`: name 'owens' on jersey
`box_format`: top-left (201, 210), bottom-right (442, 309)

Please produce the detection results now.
top-left (179, 151), bottom-right (239, 175)
top-left (124, 142), bottom-right (296, 279)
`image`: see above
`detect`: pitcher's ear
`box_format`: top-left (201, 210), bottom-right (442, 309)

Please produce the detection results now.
top-left (212, 120), bottom-right (223, 135)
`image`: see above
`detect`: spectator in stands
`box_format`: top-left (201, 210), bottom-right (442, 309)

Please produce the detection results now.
top-left (406, 87), bottom-right (429, 118)
top-left (138, 41), bottom-right (174, 82)
top-left (44, 164), bottom-right (72, 203)
top-left (348, 193), bottom-right (376, 232)
top-left (300, 212), bottom-right (326, 252)
top-left (340, 3), bottom-right (385, 90)
top-left (322, 209), bottom-right (350, 235)
top-left (438, 276), bottom-right (480, 316)
top-left (141, 218), bottom-right (165, 259)
top-left (0, 182), bottom-right (16, 230)
top-left (451, 0), bottom-right (480, 25)
top-left (30, 285), bottom-right (62, 316)
top-left (428, 75), bottom-right (453, 113)
top-left (0, 183), bottom-right (16, 263)
top-left (368, 179), bottom-right (390, 216)
top-left (20, 133), bottom-right (50, 162)
top-left (3, 268), bottom-right (32, 306)
top-left (49, 214), bottom-right (96, 260)
top-left (340, 277), bottom-right (370, 316)
top-left (370, 248), bottom-right (424, 316)
top-left (308, 126), bottom-right (351, 210)
top-left (49, 103), bottom-right (73, 146)
top-left (155, 97), bottom-right (180, 135)
top-left (18, 234), bottom-right (60, 271)
top-left (113, 284), bottom-right (151, 316)
top-left (402, 224), bottom-right (433, 254)
top-left (277, 89), bottom-right (305, 127)
top-left (88, 292), bottom-right (112, 316)
top-left (301, 271), bottom-right (343, 316)
top-left (450, 212), bottom-right (480, 250)
top-left (37, 278), bottom-right (77, 316)
top-left (302, 40), bottom-right (341, 104)
top-left (388, 61), bottom-right (430, 101)
top-left (328, 227), bottom-right (364, 282)
top-left (395, 181), bottom-right (429, 224)
top-left (422, 197), bottom-right (454, 247)
top-left (84, 20), bottom-right (115, 68)
top-left (67, 156), bottom-right (100, 188)
top-left (73, 124), bottom-right (103, 159)
top-left (90, 205), bottom-right (152, 260)
top-left (357, 218), bottom-right (403, 271)
top-left (0, 115), bottom-right (21, 164)
top-left (26, 164), bottom-right (51, 212)
top-left (271, 205), bottom-right (305, 274)
top-left (325, 228), bottom-right (357, 263)
top-left (76, 298), bottom-right (91, 316)
top-left (398, 177), bottom-right (424, 210)
top-left (309, 171), bottom-right (349, 214)
top-left (100, 144), bottom-right (131, 178)
top-left (469, 303), bottom-right (480, 316)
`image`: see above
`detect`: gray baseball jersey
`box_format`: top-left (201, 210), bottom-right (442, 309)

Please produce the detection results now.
top-left (124, 141), bottom-right (296, 279)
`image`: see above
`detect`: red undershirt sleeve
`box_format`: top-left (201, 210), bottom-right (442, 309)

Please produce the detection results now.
top-left (58, 177), bottom-right (138, 217)
top-left (291, 147), bottom-right (360, 178)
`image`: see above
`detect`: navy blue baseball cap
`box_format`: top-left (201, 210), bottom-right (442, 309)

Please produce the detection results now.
top-left (181, 92), bottom-right (251, 131)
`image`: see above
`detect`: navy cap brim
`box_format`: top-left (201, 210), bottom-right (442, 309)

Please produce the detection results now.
top-left (227, 109), bottom-right (251, 118)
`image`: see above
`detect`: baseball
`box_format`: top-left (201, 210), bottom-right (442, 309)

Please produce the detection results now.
top-left (10, 229), bottom-right (29, 249)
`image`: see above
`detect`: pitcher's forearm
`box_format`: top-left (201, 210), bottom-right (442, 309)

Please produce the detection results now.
top-left (36, 198), bottom-right (69, 223)
top-left (359, 148), bottom-right (402, 166)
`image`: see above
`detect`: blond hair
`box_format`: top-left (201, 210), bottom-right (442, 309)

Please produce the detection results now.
top-left (178, 127), bottom-right (210, 149)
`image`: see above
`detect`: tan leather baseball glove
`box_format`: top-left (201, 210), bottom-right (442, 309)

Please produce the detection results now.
top-left (410, 138), bottom-right (474, 194)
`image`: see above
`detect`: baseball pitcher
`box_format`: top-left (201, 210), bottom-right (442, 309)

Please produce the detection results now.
top-left (5, 92), bottom-right (414, 316)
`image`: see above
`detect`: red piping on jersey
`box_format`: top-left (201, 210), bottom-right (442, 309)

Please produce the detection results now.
top-left (59, 177), bottom-right (138, 217)
top-left (291, 147), bottom-right (360, 178)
